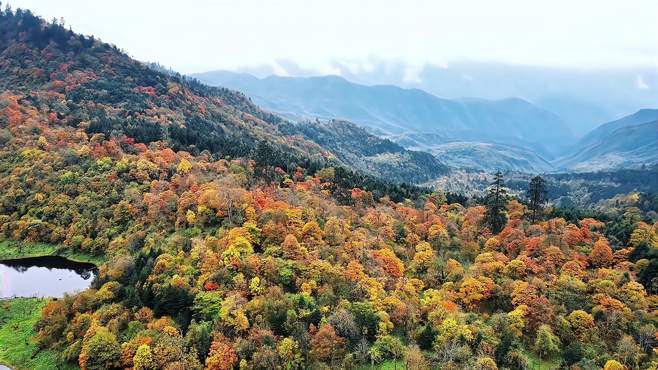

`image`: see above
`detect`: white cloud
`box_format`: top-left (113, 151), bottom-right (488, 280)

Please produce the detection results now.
top-left (270, 61), bottom-right (289, 77)
top-left (402, 65), bottom-right (423, 84)
top-left (636, 75), bottom-right (649, 89)
top-left (315, 64), bottom-right (342, 76)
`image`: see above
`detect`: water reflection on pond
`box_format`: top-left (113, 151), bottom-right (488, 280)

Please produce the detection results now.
top-left (0, 256), bottom-right (96, 298)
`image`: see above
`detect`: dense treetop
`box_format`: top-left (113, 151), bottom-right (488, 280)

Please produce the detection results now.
top-left (0, 6), bottom-right (656, 370)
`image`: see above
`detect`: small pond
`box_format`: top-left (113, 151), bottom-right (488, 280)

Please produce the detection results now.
top-left (0, 256), bottom-right (96, 298)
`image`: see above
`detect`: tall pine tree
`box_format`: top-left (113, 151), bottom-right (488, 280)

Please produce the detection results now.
top-left (484, 171), bottom-right (508, 234)
top-left (526, 175), bottom-right (547, 223)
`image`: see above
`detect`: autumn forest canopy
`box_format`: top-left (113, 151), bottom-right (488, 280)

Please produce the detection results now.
top-left (0, 5), bottom-right (657, 370)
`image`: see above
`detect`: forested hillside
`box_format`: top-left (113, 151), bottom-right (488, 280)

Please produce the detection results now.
top-left (0, 6), bottom-right (439, 191)
top-left (0, 7), bottom-right (656, 370)
top-left (280, 119), bottom-right (449, 183)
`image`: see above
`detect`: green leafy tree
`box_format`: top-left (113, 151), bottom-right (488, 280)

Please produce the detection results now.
top-left (78, 326), bottom-right (121, 370)
top-left (185, 320), bottom-right (213, 361)
top-left (277, 337), bottom-right (304, 370)
top-left (133, 344), bottom-right (156, 370)
top-left (534, 324), bottom-right (560, 359)
top-left (370, 335), bottom-right (405, 363)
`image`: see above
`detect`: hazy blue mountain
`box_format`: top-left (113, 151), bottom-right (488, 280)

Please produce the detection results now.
top-left (193, 71), bottom-right (575, 158)
top-left (385, 132), bottom-right (555, 172)
top-left (578, 109), bottom-right (658, 149)
top-left (401, 63), bottom-right (658, 137)
top-left (556, 110), bottom-right (658, 171)
top-left (231, 60), bottom-right (657, 137)
top-left (423, 141), bottom-right (554, 172)
top-left (534, 96), bottom-right (613, 136)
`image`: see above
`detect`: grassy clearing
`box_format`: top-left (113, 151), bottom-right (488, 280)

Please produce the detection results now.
top-left (526, 352), bottom-right (561, 370)
top-left (356, 360), bottom-right (406, 370)
top-left (0, 298), bottom-right (77, 370)
top-left (0, 239), bottom-right (104, 265)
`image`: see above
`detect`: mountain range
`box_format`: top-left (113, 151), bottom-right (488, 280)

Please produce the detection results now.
top-left (193, 71), bottom-right (574, 155)
top-left (194, 71), bottom-right (658, 173)
top-left (232, 60), bottom-right (658, 137)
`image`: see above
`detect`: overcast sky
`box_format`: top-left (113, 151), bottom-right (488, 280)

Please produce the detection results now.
top-left (6, 0), bottom-right (658, 74)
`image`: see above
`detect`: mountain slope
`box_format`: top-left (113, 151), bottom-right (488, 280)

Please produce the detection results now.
top-left (0, 11), bottom-right (302, 161)
top-left (280, 120), bottom-right (449, 183)
top-left (422, 141), bottom-right (555, 172)
top-left (193, 71), bottom-right (575, 157)
top-left (0, 10), bottom-right (445, 187)
top-left (556, 110), bottom-right (658, 171)
top-left (577, 109), bottom-right (658, 149)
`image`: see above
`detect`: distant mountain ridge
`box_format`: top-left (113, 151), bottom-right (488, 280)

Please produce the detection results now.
top-left (193, 71), bottom-right (575, 158)
top-left (578, 109), bottom-right (658, 149)
top-left (238, 60), bottom-right (658, 137)
top-left (194, 71), bottom-right (658, 174)
top-left (556, 110), bottom-right (658, 171)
